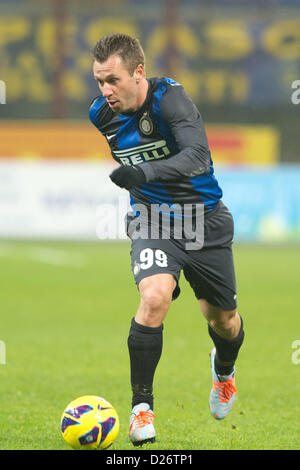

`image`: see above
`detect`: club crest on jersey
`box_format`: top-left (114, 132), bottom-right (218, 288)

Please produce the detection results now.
top-left (139, 113), bottom-right (153, 135)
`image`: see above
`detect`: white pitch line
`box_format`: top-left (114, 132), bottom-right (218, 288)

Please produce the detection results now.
top-left (26, 247), bottom-right (85, 266)
top-left (0, 244), bottom-right (85, 267)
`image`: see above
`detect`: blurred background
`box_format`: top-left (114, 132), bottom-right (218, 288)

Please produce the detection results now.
top-left (0, 0), bottom-right (299, 242)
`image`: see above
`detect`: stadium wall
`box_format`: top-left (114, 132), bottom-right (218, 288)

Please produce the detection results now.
top-left (0, 160), bottom-right (299, 243)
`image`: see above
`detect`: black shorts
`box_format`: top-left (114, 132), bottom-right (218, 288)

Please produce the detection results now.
top-left (126, 201), bottom-right (237, 311)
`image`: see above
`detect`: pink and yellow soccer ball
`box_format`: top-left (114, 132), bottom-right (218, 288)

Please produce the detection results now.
top-left (61, 395), bottom-right (120, 450)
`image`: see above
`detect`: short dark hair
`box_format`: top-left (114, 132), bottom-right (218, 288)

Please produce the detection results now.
top-left (93, 33), bottom-right (145, 76)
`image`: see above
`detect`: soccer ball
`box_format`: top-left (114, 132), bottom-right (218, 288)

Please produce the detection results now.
top-left (61, 395), bottom-right (120, 450)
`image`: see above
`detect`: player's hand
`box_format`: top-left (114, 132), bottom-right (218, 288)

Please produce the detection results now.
top-left (109, 165), bottom-right (146, 190)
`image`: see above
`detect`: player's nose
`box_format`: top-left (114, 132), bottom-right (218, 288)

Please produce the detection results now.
top-left (102, 84), bottom-right (113, 98)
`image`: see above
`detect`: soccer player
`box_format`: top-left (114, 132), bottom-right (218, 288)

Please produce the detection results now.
top-left (89, 34), bottom-right (245, 446)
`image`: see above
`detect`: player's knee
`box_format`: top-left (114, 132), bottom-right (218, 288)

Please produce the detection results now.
top-left (136, 275), bottom-right (175, 326)
top-left (137, 285), bottom-right (172, 326)
top-left (141, 286), bottom-right (171, 313)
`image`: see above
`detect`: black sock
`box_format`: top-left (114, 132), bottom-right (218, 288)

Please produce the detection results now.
top-left (127, 317), bottom-right (163, 410)
top-left (208, 316), bottom-right (244, 376)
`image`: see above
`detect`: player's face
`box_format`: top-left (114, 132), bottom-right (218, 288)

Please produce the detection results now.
top-left (93, 55), bottom-right (145, 113)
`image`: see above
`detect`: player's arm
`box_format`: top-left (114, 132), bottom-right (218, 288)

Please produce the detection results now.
top-left (109, 85), bottom-right (211, 189)
top-left (139, 84), bottom-right (211, 183)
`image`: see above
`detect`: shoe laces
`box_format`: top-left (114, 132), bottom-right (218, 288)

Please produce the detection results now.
top-left (213, 377), bottom-right (237, 403)
top-left (131, 410), bottom-right (155, 429)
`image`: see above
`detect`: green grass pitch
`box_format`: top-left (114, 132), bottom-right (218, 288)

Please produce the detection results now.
top-left (0, 240), bottom-right (299, 450)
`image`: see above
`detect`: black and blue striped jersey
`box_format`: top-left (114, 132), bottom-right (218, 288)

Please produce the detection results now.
top-left (89, 77), bottom-right (222, 213)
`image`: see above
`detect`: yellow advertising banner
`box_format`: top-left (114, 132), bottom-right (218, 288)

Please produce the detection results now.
top-left (0, 121), bottom-right (111, 160)
top-left (207, 125), bottom-right (279, 165)
top-left (0, 121), bottom-right (279, 165)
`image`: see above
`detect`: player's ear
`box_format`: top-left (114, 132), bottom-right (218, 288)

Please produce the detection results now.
top-left (134, 64), bottom-right (145, 83)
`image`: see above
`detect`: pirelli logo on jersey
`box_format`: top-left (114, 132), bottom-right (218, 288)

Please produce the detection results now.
top-left (113, 140), bottom-right (171, 166)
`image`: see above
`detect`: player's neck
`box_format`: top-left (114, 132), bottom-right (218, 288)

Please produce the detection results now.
top-left (135, 78), bottom-right (149, 111)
